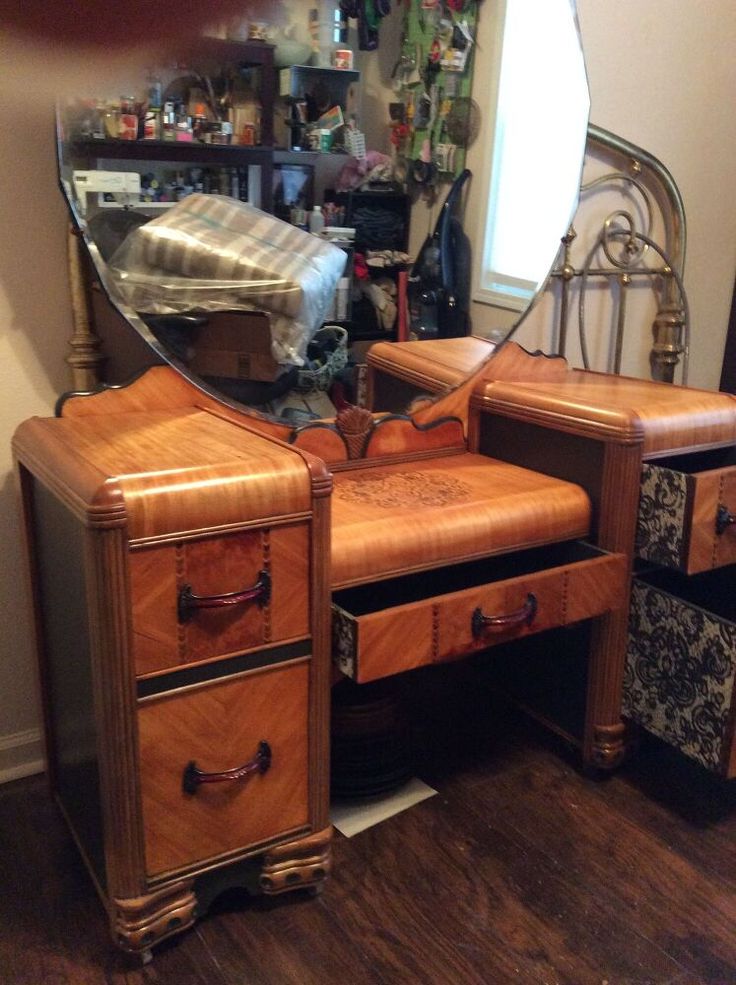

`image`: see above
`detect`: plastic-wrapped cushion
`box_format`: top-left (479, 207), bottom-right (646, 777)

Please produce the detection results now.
top-left (106, 195), bottom-right (346, 365)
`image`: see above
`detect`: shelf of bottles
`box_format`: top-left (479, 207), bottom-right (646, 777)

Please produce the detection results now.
top-left (60, 39), bottom-right (277, 214)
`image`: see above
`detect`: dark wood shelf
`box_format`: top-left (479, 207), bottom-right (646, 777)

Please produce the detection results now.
top-left (189, 36), bottom-right (276, 69)
top-left (71, 138), bottom-right (272, 167)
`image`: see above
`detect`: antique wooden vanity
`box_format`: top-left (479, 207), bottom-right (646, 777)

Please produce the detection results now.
top-left (16, 0), bottom-right (736, 960)
top-left (14, 331), bottom-right (736, 956)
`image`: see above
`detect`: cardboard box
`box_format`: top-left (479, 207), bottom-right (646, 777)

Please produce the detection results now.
top-left (188, 311), bottom-right (286, 383)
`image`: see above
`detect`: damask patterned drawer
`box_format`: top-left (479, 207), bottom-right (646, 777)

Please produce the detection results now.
top-left (130, 524), bottom-right (310, 676)
top-left (636, 450), bottom-right (736, 574)
top-left (333, 541), bottom-right (626, 683)
top-left (625, 567), bottom-right (736, 776)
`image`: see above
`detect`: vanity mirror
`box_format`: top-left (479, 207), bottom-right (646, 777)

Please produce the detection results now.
top-left (56, 0), bottom-right (590, 418)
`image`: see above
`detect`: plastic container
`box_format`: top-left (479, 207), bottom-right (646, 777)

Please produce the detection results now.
top-left (336, 276), bottom-right (350, 320)
top-left (334, 47), bottom-right (353, 70)
top-left (309, 205), bottom-right (325, 235)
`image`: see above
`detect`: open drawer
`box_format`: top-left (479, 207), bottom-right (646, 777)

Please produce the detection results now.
top-left (636, 448), bottom-right (736, 574)
top-left (332, 542), bottom-right (627, 683)
top-left (625, 565), bottom-right (736, 776)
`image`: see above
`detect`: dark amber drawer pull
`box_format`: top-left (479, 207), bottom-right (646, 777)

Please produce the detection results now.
top-left (471, 593), bottom-right (538, 638)
top-left (178, 569), bottom-right (271, 622)
top-left (716, 505), bottom-right (736, 536)
top-left (182, 740), bottom-right (272, 795)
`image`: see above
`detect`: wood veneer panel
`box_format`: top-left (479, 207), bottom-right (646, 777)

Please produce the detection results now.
top-left (59, 366), bottom-right (218, 416)
top-left (477, 370), bottom-right (736, 453)
top-left (335, 546), bottom-right (626, 684)
top-left (368, 336), bottom-right (497, 391)
top-left (363, 416), bottom-right (464, 458)
top-left (138, 661), bottom-right (310, 877)
top-left (688, 466), bottom-right (736, 572)
top-left (17, 409), bottom-right (313, 541)
top-left (130, 525), bottom-right (309, 675)
top-left (367, 336), bottom-right (496, 416)
top-left (330, 452), bottom-right (591, 588)
top-left (307, 491), bottom-right (332, 830)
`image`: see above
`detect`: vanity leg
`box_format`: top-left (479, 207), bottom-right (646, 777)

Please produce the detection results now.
top-left (583, 439), bottom-right (641, 772)
top-left (258, 826), bottom-right (332, 895)
top-left (112, 879), bottom-right (197, 955)
top-left (583, 610), bottom-right (629, 771)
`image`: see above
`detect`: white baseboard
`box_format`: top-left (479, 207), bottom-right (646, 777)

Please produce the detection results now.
top-left (0, 728), bottom-right (45, 784)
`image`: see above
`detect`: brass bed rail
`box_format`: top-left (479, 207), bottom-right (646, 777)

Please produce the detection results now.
top-left (549, 124), bottom-right (689, 384)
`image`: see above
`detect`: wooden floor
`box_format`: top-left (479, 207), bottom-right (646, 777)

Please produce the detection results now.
top-left (3, 660), bottom-right (736, 985)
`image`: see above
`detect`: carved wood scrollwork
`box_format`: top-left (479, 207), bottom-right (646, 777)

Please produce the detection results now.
top-left (334, 405), bottom-right (376, 460)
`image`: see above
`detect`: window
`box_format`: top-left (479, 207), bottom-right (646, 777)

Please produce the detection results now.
top-left (473, 0), bottom-right (590, 311)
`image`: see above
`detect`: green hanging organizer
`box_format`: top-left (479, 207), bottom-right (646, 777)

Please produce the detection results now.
top-left (398, 0), bottom-right (480, 183)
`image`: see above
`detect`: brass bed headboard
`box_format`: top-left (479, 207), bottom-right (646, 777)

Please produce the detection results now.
top-left (549, 124), bottom-right (689, 384)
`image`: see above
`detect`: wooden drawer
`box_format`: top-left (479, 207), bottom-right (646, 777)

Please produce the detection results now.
top-left (130, 524), bottom-right (310, 675)
top-left (138, 659), bottom-right (310, 877)
top-left (636, 449), bottom-right (736, 574)
top-left (625, 566), bottom-right (736, 777)
top-left (333, 542), bottom-right (626, 683)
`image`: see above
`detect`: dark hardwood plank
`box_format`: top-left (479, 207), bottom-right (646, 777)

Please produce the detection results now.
top-left (0, 776), bottom-right (226, 985)
top-left (2, 666), bottom-right (736, 985)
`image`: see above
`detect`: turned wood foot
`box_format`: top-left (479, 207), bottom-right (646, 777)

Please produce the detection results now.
top-left (588, 722), bottom-right (627, 771)
top-left (259, 826), bottom-right (332, 895)
top-left (112, 880), bottom-right (197, 955)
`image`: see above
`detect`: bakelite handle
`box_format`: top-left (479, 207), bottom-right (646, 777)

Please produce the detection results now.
top-left (472, 593), bottom-right (538, 638)
top-left (716, 505), bottom-right (736, 536)
top-left (178, 569), bottom-right (271, 622)
top-left (182, 740), bottom-right (272, 795)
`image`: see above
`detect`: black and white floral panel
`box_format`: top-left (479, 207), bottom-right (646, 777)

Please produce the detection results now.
top-left (624, 578), bottom-right (736, 772)
top-left (332, 603), bottom-right (358, 678)
top-left (635, 464), bottom-right (689, 569)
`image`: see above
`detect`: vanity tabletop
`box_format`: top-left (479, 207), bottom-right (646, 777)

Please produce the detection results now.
top-left (330, 451), bottom-right (591, 588)
top-left (13, 407), bottom-right (320, 540)
top-left (368, 336), bottom-right (497, 391)
top-left (475, 367), bottom-right (736, 456)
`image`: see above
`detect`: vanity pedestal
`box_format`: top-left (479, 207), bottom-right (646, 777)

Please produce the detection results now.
top-left (13, 406), bottom-right (332, 956)
top-left (369, 337), bottom-right (736, 770)
top-left (471, 364), bottom-right (736, 770)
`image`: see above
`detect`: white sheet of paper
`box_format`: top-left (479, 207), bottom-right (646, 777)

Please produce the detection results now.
top-left (330, 777), bottom-right (438, 838)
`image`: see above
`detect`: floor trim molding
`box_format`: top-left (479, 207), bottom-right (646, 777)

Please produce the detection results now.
top-left (0, 728), bottom-right (45, 784)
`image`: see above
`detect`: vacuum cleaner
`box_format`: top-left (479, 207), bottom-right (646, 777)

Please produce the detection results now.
top-left (408, 168), bottom-right (471, 339)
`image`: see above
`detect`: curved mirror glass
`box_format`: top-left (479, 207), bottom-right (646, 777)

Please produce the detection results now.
top-left (56, 0), bottom-right (589, 416)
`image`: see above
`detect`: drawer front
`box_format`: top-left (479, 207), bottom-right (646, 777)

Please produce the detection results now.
top-left (637, 463), bottom-right (736, 574)
top-left (334, 549), bottom-right (626, 684)
top-left (138, 660), bottom-right (310, 877)
top-left (130, 524), bottom-right (310, 675)
top-left (625, 575), bottom-right (736, 776)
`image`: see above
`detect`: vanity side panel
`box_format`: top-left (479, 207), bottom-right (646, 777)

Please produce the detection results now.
top-left (24, 475), bottom-right (108, 890)
top-left (14, 467), bottom-right (147, 902)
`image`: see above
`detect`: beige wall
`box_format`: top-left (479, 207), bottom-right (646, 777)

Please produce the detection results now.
top-left (0, 100), bottom-right (72, 779)
top-left (2, 5), bottom-right (736, 779)
top-left (504, 0), bottom-right (736, 388)
top-left (0, 36), bottom-right (158, 780)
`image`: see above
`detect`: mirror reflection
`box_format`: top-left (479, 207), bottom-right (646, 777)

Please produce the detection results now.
top-left (56, 0), bottom-right (590, 420)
